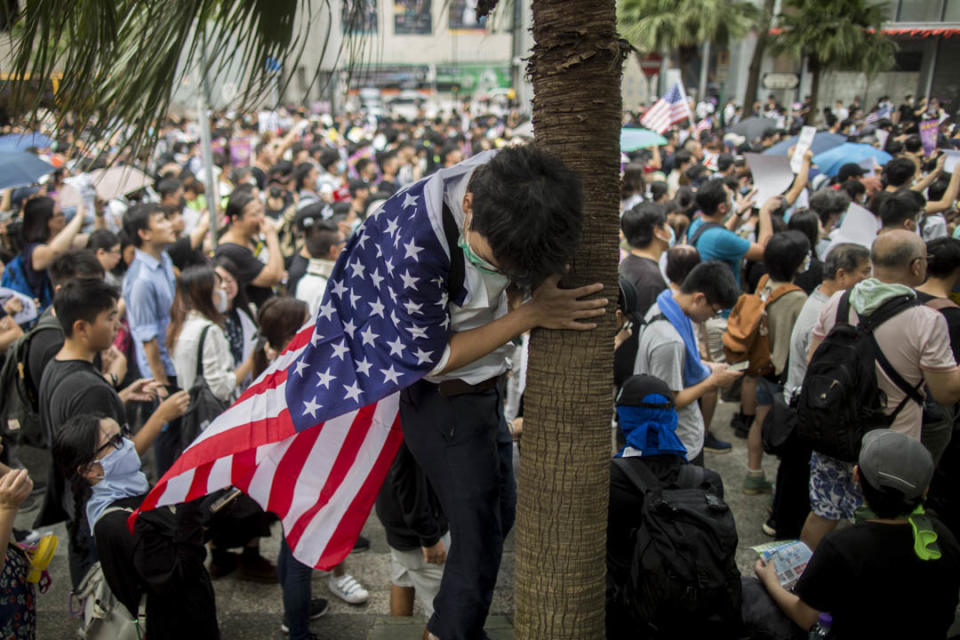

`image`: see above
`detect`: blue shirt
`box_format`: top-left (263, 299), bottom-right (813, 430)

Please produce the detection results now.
top-left (687, 217), bottom-right (751, 290)
top-left (123, 249), bottom-right (176, 379)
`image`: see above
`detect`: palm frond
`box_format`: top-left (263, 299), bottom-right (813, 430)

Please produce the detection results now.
top-left (618, 0), bottom-right (758, 53)
top-left (9, 0), bottom-right (344, 158)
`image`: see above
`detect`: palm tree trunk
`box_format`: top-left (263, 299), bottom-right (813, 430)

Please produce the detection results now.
top-left (743, 0), bottom-right (775, 114)
top-left (517, 0), bottom-right (626, 637)
top-left (807, 57), bottom-right (822, 126)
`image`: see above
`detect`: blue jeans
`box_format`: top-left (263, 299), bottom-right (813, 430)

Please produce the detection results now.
top-left (277, 537), bottom-right (313, 640)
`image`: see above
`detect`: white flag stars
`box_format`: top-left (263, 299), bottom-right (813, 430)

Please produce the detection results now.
top-left (356, 357), bottom-right (373, 377)
top-left (413, 348), bottom-right (433, 365)
top-left (330, 340), bottom-right (350, 360)
top-left (303, 397), bottom-right (321, 418)
top-left (403, 300), bottom-right (424, 316)
top-left (369, 299), bottom-right (386, 318)
top-left (360, 325), bottom-right (379, 347)
top-left (318, 300), bottom-right (336, 322)
top-left (315, 367), bottom-right (335, 388)
top-left (402, 192), bottom-right (419, 209)
top-left (387, 336), bottom-right (406, 357)
top-left (400, 270), bottom-right (419, 290)
top-left (330, 279), bottom-right (347, 298)
top-left (349, 259), bottom-right (366, 280)
top-left (381, 365), bottom-right (402, 385)
top-left (404, 238), bottom-right (424, 262)
top-left (294, 359), bottom-right (309, 377)
top-left (343, 381), bottom-right (363, 403)
top-left (342, 318), bottom-right (357, 339)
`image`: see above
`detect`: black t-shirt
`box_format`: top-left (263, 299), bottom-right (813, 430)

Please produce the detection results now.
top-left (214, 242), bottom-right (273, 308)
top-left (795, 519), bottom-right (960, 639)
top-left (916, 291), bottom-right (960, 361)
top-left (35, 359), bottom-right (127, 528)
top-left (166, 237), bottom-right (206, 272)
top-left (793, 256), bottom-right (824, 295)
top-left (614, 255), bottom-right (668, 389)
top-left (27, 312), bottom-right (64, 395)
top-left (286, 253), bottom-right (309, 295)
top-left (250, 166), bottom-right (267, 191)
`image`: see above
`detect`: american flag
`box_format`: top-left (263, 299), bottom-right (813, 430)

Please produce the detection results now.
top-left (641, 82), bottom-right (693, 134)
top-left (695, 117), bottom-right (713, 134)
top-left (129, 153), bottom-right (489, 569)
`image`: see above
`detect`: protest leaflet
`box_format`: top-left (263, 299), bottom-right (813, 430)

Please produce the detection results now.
top-left (752, 540), bottom-right (813, 591)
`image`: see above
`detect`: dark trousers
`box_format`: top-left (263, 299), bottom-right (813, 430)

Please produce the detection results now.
top-left (153, 380), bottom-right (181, 478)
top-left (771, 442), bottom-right (812, 540)
top-left (400, 379), bottom-right (514, 640)
top-left (278, 537), bottom-right (313, 640)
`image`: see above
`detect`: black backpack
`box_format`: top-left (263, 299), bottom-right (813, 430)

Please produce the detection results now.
top-left (796, 291), bottom-right (924, 462)
top-left (613, 458), bottom-right (742, 639)
top-left (180, 325), bottom-right (229, 454)
top-left (0, 310), bottom-right (62, 448)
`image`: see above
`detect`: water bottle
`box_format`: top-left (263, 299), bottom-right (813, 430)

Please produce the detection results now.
top-left (809, 612), bottom-right (833, 638)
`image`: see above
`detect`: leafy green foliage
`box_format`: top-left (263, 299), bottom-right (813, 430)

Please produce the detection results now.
top-left (770, 0), bottom-right (896, 73)
top-left (617, 0), bottom-right (759, 53)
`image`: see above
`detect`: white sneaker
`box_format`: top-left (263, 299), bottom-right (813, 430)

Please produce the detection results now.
top-left (328, 573), bottom-right (369, 605)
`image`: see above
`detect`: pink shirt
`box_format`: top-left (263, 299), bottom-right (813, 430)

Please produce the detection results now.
top-left (812, 291), bottom-right (958, 439)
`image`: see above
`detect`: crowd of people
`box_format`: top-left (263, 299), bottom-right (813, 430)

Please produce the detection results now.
top-left (0, 88), bottom-right (958, 640)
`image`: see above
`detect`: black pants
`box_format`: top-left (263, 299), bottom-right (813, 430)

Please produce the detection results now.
top-left (771, 442), bottom-right (812, 540)
top-left (400, 379), bottom-right (514, 640)
top-left (152, 379), bottom-right (181, 478)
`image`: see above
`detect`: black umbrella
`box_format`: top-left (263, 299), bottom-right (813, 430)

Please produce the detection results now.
top-left (728, 116), bottom-right (778, 142)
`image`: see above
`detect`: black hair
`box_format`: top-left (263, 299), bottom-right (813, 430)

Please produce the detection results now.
top-left (318, 149), bottom-right (340, 171)
top-left (665, 245), bottom-right (701, 286)
top-left (213, 255), bottom-right (253, 320)
top-left (841, 178), bottom-right (866, 204)
top-left (54, 277), bottom-right (119, 337)
top-left (52, 413), bottom-right (104, 564)
top-left (928, 176), bottom-right (951, 202)
top-left (879, 190), bottom-right (924, 229)
top-left (49, 250), bottom-right (105, 287)
top-left (21, 196), bottom-right (57, 244)
top-left (858, 469), bottom-right (923, 519)
top-left (87, 229), bottom-right (120, 253)
top-left (673, 149), bottom-right (693, 168)
top-left (903, 135), bottom-right (923, 154)
top-left (716, 153), bottom-right (734, 173)
top-left (620, 202), bottom-right (666, 249)
top-left (294, 162), bottom-right (315, 192)
top-left (156, 177), bottom-right (182, 200)
top-left (466, 145), bottom-right (583, 289)
top-left (649, 181), bottom-right (668, 202)
top-left (787, 209), bottom-right (819, 252)
top-left (122, 203), bottom-right (163, 248)
top-left (680, 260), bottom-right (740, 308)
top-left (883, 157), bottom-right (918, 188)
top-left (695, 178), bottom-right (728, 217)
top-left (763, 230), bottom-right (811, 281)
top-left (305, 219), bottom-right (341, 259)
top-left (925, 237), bottom-right (960, 279)
top-left (823, 243), bottom-right (870, 280)
top-left (225, 190), bottom-right (258, 222)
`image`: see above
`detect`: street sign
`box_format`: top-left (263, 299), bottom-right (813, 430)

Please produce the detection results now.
top-left (762, 73), bottom-right (799, 90)
top-left (639, 53), bottom-right (663, 78)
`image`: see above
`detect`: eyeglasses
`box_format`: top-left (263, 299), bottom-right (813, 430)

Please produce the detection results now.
top-left (93, 427), bottom-right (129, 459)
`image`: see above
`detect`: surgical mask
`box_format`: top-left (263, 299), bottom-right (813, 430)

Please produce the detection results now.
top-left (801, 254), bottom-right (812, 273)
top-left (458, 232), bottom-right (503, 277)
top-left (657, 224), bottom-right (676, 248)
top-left (97, 438), bottom-right (141, 481)
top-left (214, 288), bottom-right (229, 314)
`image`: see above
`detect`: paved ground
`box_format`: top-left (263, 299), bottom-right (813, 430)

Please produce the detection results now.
top-left (16, 399), bottom-right (777, 639)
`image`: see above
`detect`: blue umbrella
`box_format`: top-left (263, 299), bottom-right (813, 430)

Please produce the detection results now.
top-left (813, 143), bottom-right (892, 177)
top-left (0, 132), bottom-right (56, 152)
top-left (763, 132), bottom-right (847, 157)
top-left (0, 151), bottom-right (55, 189)
top-left (621, 128), bottom-right (667, 152)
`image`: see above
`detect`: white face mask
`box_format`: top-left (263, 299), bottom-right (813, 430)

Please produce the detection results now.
top-left (213, 288), bottom-right (229, 314)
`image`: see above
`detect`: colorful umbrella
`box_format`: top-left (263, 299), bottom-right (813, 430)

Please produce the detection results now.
top-left (621, 128), bottom-right (667, 151)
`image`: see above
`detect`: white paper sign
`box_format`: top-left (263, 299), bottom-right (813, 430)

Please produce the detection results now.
top-left (943, 150), bottom-right (960, 175)
top-left (875, 128), bottom-right (889, 151)
top-left (745, 153), bottom-right (794, 207)
top-left (859, 157), bottom-right (877, 177)
top-left (838, 203), bottom-right (880, 247)
top-left (0, 287), bottom-right (38, 325)
top-left (791, 126), bottom-right (816, 174)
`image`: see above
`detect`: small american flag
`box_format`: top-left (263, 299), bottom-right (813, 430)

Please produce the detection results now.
top-left (129, 154), bottom-right (487, 569)
top-left (641, 82), bottom-right (693, 134)
top-left (695, 117), bottom-right (713, 134)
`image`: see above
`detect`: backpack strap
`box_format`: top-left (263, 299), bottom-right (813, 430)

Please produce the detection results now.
top-left (613, 457), bottom-right (663, 495)
top-left (195, 324), bottom-right (213, 381)
top-left (441, 202), bottom-right (465, 305)
top-left (925, 297), bottom-right (960, 311)
top-left (836, 290), bottom-right (853, 326)
top-left (873, 338), bottom-right (926, 409)
top-left (765, 283), bottom-right (803, 308)
top-left (688, 220), bottom-right (722, 248)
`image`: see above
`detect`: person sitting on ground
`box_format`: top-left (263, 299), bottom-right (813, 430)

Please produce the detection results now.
top-left (0, 454), bottom-right (35, 640)
top-left (606, 374), bottom-right (725, 637)
top-left (755, 429), bottom-right (960, 638)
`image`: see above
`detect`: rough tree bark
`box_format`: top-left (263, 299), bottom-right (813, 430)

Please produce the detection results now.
top-left (515, 0), bottom-right (628, 637)
top-left (743, 0), bottom-right (776, 114)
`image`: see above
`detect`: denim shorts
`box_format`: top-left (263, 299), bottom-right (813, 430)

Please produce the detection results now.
top-left (808, 451), bottom-right (863, 521)
top-left (755, 376), bottom-right (780, 406)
